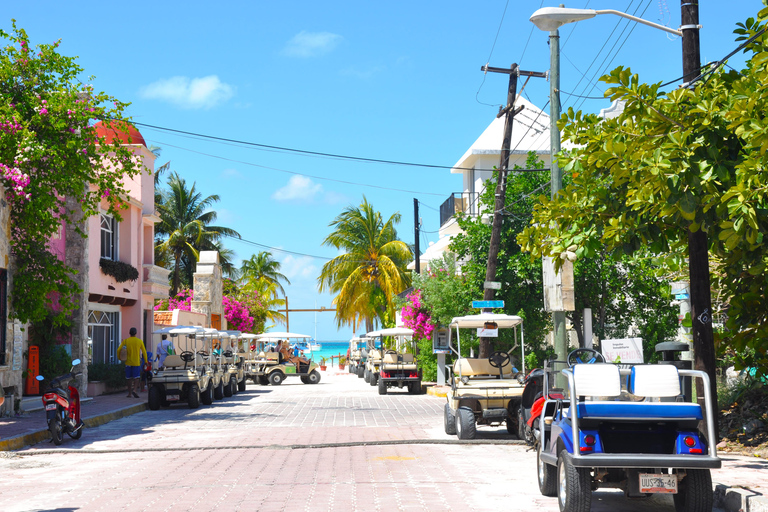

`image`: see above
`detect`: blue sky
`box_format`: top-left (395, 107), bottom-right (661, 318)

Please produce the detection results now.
top-left (4, 1), bottom-right (763, 341)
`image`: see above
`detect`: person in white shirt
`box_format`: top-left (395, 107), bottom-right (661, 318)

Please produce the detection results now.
top-left (156, 334), bottom-right (175, 369)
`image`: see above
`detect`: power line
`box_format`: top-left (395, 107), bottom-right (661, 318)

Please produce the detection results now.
top-left (224, 234), bottom-right (332, 261)
top-left (476, 0), bottom-right (513, 108)
top-left (126, 119), bottom-right (495, 174)
top-left (148, 139), bottom-right (447, 198)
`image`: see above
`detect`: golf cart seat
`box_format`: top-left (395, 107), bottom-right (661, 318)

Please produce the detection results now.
top-left (571, 363), bottom-right (703, 421)
top-left (381, 352), bottom-right (418, 371)
top-left (265, 352), bottom-right (279, 361)
top-left (453, 358), bottom-right (515, 378)
top-left (383, 353), bottom-right (398, 364)
top-left (164, 355), bottom-right (184, 369)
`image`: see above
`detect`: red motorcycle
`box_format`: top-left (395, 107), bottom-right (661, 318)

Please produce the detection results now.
top-left (36, 358), bottom-right (84, 445)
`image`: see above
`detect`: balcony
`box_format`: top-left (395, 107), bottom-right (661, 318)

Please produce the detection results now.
top-left (439, 192), bottom-right (478, 227)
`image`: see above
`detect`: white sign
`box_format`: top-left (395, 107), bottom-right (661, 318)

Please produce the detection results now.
top-left (542, 257), bottom-right (575, 312)
top-left (484, 281), bottom-right (501, 290)
top-left (477, 328), bottom-right (498, 337)
top-left (601, 338), bottom-right (644, 364)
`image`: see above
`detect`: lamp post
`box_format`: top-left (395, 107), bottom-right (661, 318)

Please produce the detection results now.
top-left (530, 4), bottom-right (715, 420)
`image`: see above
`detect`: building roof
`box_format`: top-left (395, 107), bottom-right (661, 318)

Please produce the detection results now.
top-left (452, 96), bottom-right (551, 173)
top-left (92, 120), bottom-right (147, 147)
top-left (154, 311), bottom-right (174, 326)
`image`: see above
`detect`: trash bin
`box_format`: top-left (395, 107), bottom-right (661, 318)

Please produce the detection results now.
top-left (655, 341), bottom-right (692, 402)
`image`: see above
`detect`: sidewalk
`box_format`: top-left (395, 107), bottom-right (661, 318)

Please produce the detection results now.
top-left (0, 391), bottom-right (146, 451)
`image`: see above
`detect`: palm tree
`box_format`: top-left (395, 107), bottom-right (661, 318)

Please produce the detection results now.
top-left (155, 172), bottom-right (241, 295)
top-left (318, 197), bottom-right (412, 332)
top-left (239, 251), bottom-right (291, 297)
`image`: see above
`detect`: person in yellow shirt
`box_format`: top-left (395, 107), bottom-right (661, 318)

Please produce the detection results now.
top-left (117, 327), bottom-right (148, 398)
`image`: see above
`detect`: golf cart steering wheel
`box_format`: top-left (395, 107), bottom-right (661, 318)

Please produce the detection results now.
top-left (223, 350), bottom-right (233, 357)
top-left (196, 350), bottom-right (209, 357)
top-left (385, 350), bottom-right (397, 355)
top-left (488, 351), bottom-right (511, 368)
top-left (180, 351), bottom-right (195, 363)
top-left (567, 348), bottom-right (605, 366)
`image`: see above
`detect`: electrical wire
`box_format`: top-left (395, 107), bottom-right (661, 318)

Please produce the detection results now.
top-left (476, 0), bottom-right (513, 108)
top-left (224, 233), bottom-right (332, 261)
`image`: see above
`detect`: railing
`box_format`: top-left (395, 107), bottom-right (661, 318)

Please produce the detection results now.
top-left (439, 192), bottom-right (479, 227)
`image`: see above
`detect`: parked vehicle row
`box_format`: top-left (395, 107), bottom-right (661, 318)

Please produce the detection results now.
top-left (147, 326), bottom-right (248, 410)
top-left (352, 328), bottom-right (422, 395)
top-left (439, 309), bottom-right (720, 512)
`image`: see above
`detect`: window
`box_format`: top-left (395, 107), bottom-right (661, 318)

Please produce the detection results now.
top-left (88, 310), bottom-right (119, 364)
top-left (100, 213), bottom-right (118, 260)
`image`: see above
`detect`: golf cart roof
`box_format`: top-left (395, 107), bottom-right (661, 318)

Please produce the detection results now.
top-left (255, 331), bottom-right (311, 340)
top-left (449, 313), bottom-right (523, 329)
top-left (240, 333), bottom-right (259, 339)
top-left (349, 337), bottom-right (369, 342)
top-left (152, 325), bottom-right (205, 336)
top-left (367, 327), bottom-right (414, 337)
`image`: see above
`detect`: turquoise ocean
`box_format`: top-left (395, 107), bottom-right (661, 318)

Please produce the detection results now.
top-left (299, 341), bottom-right (349, 364)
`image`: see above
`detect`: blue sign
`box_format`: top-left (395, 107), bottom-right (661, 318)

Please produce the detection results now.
top-left (472, 300), bottom-right (504, 309)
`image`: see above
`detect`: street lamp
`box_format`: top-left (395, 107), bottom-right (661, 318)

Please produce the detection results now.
top-left (530, 4), bottom-right (714, 420)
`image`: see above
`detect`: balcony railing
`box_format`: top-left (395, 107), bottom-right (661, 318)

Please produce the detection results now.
top-left (439, 192), bottom-right (479, 227)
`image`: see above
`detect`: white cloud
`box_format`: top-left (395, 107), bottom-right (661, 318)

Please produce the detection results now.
top-left (280, 255), bottom-right (318, 281)
top-left (281, 31), bottom-right (343, 58)
top-left (272, 175), bottom-right (323, 201)
top-left (139, 75), bottom-right (234, 109)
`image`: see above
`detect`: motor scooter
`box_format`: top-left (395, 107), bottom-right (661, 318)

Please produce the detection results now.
top-left (36, 358), bottom-right (84, 445)
top-left (518, 364), bottom-right (566, 445)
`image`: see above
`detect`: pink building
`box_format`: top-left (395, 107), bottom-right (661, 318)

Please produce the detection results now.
top-left (60, 122), bottom-right (170, 363)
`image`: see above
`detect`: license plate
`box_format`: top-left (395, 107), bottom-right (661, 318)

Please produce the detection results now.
top-left (45, 404), bottom-right (57, 411)
top-left (639, 473), bottom-right (677, 494)
top-left (166, 394), bottom-right (180, 402)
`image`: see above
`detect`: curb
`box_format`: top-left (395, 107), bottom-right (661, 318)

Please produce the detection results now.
top-left (715, 484), bottom-right (768, 512)
top-left (0, 402), bottom-right (147, 452)
top-left (426, 386), bottom-right (449, 398)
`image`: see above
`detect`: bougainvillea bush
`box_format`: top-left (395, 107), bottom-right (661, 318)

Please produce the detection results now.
top-left (222, 295), bottom-right (254, 332)
top-left (154, 289), bottom-right (193, 312)
top-left (401, 290), bottom-right (435, 341)
top-left (0, 22), bottom-right (143, 325)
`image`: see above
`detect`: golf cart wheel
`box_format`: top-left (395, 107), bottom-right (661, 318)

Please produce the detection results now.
top-left (148, 385), bottom-right (162, 410)
top-left (300, 376), bottom-right (310, 384)
top-left (308, 370), bottom-right (321, 384)
top-left (517, 407), bottom-right (529, 443)
top-left (455, 406), bottom-right (476, 440)
top-left (363, 368), bottom-right (370, 382)
top-left (188, 384), bottom-right (200, 409)
top-left (224, 377), bottom-right (233, 397)
top-left (357, 366), bottom-right (364, 378)
top-left (251, 376), bottom-right (260, 384)
top-left (238, 378), bottom-right (246, 392)
top-left (259, 375), bottom-right (270, 386)
top-left (214, 379), bottom-right (224, 400)
top-left (201, 381), bottom-right (213, 405)
top-left (269, 372), bottom-right (284, 385)
top-left (444, 403), bottom-right (457, 435)
top-left (378, 377), bottom-right (387, 395)
top-left (537, 439), bottom-right (557, 496)
top-left (557, 449), bottom-right (591, 512)
top-left (408, 379), bottom-right (421, 395)
top-left (49, 415), bottom-right (63, 446)
top-left (673, 469), bottom-right (713, 512)
top-left (370, 374), bottom-right (377, 386)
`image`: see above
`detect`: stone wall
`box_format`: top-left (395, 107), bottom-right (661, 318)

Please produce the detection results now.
top-left (191, 251), bottom-right (225, 329)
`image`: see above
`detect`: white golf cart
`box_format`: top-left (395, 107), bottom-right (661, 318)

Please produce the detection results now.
top-left (148, 326), bottom-right (209, 409)
top-left (348, 336), bottom-right (369, 378)
top-left (255, 332), bottom-right (321, 385)
top-left (366, 327), bottom-right (421, 395)
top-left (444, 313), bottom-right (526, 439)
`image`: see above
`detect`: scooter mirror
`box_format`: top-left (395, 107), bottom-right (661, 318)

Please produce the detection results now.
top-left (71, 359), bottom-right (81, 366)
top-left (35, 375), bottom-right (44, 381)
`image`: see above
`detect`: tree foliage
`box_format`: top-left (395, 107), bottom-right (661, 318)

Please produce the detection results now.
top-left (318, 196), bottom-right (412, 332)
top-left (0, 23), bottom-right (144, 324)
top-left (518, 8), bottom-right (768, 378)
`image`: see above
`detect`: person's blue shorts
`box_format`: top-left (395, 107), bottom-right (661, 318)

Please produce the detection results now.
top-left (125, 365), bottom-right (141, 379)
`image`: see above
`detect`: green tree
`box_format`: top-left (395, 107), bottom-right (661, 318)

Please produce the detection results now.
top-left (0, 23), bottom-right (143, 325)
top-left (318, 196), bottom-right (412, 332)
top-left (517, 7), bottom-right (768, 406)
top-left (240, 251), bottom-right (291, 297)
top-left (155, 171), bottom-right (240, 295)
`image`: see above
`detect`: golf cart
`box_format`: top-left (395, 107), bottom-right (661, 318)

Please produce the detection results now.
top-left (200, 328), bottom-right (228, 401)
top-left (366, 327), bottom-right (421, 395)
top-left (363, 335), bottom-right (383, 386)
top-left (444, 313), bottom-right (526, 440)
top-left (219, 330), bottom-right (244, 396)
top-left (147, 326), bottom-right (209, 409)
top-left (535, 348), bottom-right (721, 512)
top-left (348, 336), bottom-right (368, 378)
top-left (255, 332), bottom-right (322, 385)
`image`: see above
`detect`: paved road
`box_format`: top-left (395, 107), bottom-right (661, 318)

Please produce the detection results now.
top-left (0, 371), bottom-right (763, 511)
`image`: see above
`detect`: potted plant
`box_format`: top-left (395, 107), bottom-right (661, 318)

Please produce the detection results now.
top-left (319, 357), bottom-right (328, 371)
top-left (339, 356), bottom-right (346, 371)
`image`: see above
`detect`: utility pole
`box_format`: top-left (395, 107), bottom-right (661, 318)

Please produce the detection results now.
top-left (681, 0), bottom-right (716, 434)
top-left (479, 63), bottom-right (546, 358)
top-left (414, 198), bottom-right (420, 274)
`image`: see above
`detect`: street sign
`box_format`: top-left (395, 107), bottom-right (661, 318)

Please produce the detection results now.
top-left (472, 300), bottom-right (504, 309)
top-left (484, 281), bottom-right (502, 290)
top-left (477, 327), bottom-right (498, 337)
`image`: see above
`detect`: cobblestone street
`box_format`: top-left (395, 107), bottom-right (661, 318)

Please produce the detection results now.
top-left (1, 371), bottom-right (766, 512)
